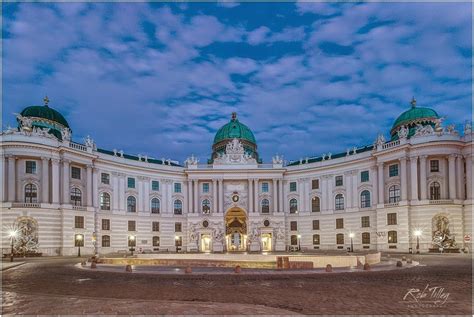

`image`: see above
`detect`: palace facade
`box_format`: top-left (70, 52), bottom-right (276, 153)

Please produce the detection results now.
top-left (1, 98), bottom-right (472, 255)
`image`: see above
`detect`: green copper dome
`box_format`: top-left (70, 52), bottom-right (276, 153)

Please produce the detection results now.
top-left (213, 113), bottom-right (256, 145)
top-left (20, 105), bottom-right (70, 128)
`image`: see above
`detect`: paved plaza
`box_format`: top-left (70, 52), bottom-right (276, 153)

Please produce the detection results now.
top-left (1, 254), bottom-right (472, 315)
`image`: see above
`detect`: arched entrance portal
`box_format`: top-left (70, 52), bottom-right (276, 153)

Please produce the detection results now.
top-left (225, 208), bottom-right (247, 251)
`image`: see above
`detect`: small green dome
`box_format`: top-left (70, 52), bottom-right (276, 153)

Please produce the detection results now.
top-left (213, 113), bottom-right (256, 145)
top-left (20, 105), bottom-right (70, 128)
top-left (392, 106), bottom-right (439, 130)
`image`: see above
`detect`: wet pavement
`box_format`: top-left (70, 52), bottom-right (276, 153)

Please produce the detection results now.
top-left (1, 253), bottom-right (472, 315)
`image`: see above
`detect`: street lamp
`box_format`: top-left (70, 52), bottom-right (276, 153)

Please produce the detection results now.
top-left (349, 232), bottom-right (355, 253)
top-left (8, 229), bottom-right (18, 262)
top-left (129, 235), bottom-right (136, 256)
top-left (75, 234), bottom-right (83, 257)
top-left (414, 230), bottom-right (422, 254)
top-left (297, 234), bottom-right (301, 251)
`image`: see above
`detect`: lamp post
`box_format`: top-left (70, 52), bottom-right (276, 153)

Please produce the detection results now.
top-left (75, 234), bottom-right (83, 257)
top-left (297, 234), bottom-right (301, 251)
top-left (349, 233), bottom-right (354, 253)
top-left (414, 230), bottom-right (422, 254)
top-left (8, 229), bottom-right (18, 262)
top-left (129, 235), bottom-right (136, 256)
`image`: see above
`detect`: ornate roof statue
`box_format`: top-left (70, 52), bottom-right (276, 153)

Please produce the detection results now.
top-left (213, 138), bottom-right (257, 165)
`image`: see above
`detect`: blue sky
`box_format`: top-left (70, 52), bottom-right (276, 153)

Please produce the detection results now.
top-left (2, 2), bottom-right (472, 164)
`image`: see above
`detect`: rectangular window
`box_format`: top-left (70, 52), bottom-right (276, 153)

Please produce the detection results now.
top-left (361, 216), bottom-right (370, 228)
top-left (74, 216), bottom-right (84, 229)
top-left (289, 182), bottom-right (297, 192)
top-left (25, 161), bottom-right (36, 174)
top-left (153, 236), bottom-right (160, 247)
top-left (389, 164), bottom-right (399, 177)
top-left (290, 221), bottom-right (297, 231)
top-left (336, 233), bottom-right (344, 245)
top-left (128, 236), bottom-right (136, 247)
top-left (312, 220), bottom-right (320, 230)
top-left (313, 234), bottom-right (320, 245)
top-left (128, 220), bottom-right (136, 232)
top-left (261, 182), bottom-right (269, 193)
top-left (175, 222), bottom-right (182, 232)
top-left (152, 180), bottom-right (159, 191)
top-left (101, 235), bottom-right (110, 247)
top-left (101, 219), bottom-right (110, 231)
top-left (101, 173), bottom-right (110, 184)
top-left (152, 221), bottom-right (160, 232)
top-left (202, 183), bottom-right (209, 193)
top-left (175, 236), bottom-right (182, 247)
top-left (174, 183), bottom-right (182, 193)
top-left (388, 231), bottom-right (398, 243)
top-left (312, 179), bottom-right (319, 190)
top-left (336, 218), bottom-right (344, 229)
top-left (387, 213), bottom-right (397, 225)
top-left (71, 166), bottom-right (81, 179)
top-left (430, 160), bottom-right (439, 172)
top-left (362, 232), bottom-right (370, 244)
top-left (361, 171), bottom-right (369, 183)
top-left (335, 176), bottom-right (343, 187)
top-left (75, 234), bottom-right (84, 247)
top-left (127, 177), bottom-right (135, 189)
top-left (290, 235), bottom-right (298, 246)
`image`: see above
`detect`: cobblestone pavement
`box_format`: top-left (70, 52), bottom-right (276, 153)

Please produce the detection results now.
top-left (1, 254), bottom-right (472, 315)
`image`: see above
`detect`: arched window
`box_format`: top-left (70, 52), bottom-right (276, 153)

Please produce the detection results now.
top-left (24, 184), bottom-right (38, 203)
top-left (261, 199), bottom-right (270, 213)
top-left (311, 196), bottom-right (320, 212)
top-left (100, 192), bottom-right (111, 210)
top-left (174, 200), bottom-right (183, 215)
top-left (389, 185), bottom-right (400, 203)
top-left (202, 199), bottom-right (210, 214)
top-left (101, 235), bottom-right (110, 247)
top-left (388, 230), bottom-right (397, 243)
top-left (70, 188), bottom-right (82, 206)
top-left (313, 234), bottom-right (320, 245)
top-left (151, 198), bottom-right (160, 214)
top-left (336, 233), bottom-right (344, 244)
top-left (362, 232), bottom-right (370, 244)
top-left (152, 236), bottom-right (160, 247)
top-left (335, 194), bottom-right (344, 210)
top-left (430, 182), bottom-right (441, 200)
top-left (360, 190), bottom-right (371, 208)
top-left (289, 199), bottom-right (298, 213)
top-left (127, 196), bottom-right (136, 212)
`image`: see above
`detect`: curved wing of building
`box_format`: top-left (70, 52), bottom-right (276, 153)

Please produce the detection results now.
top-left (1, 97), bottom-right (472, 255)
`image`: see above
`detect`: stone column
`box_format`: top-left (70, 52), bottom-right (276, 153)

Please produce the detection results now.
top-left (161, 179), bottom-right (168, 213)
top-left (218, 179), bottom-right (224, 213)
top-left (345, 172), bottom-right (352, 208)
top-left (7, 156), bottom-right (16, 202)
top-left (377, 163), bottom-right (384, 204)
top-left (448, 155), bottom-right (457, 200)
top-left (187, 180), bottom-right (193, 213)
top-left (212, 179), bottom-right (217, 214)
top-left (112, 172), bottom-right (119, 210)
top-left (400, 158), bottom-right (407, 201)
top-left (371, 166), bottom-right (378, 205)
top-left (321, 177), bottom-right (328, 211)
top-left (351, 171), bottom-right (357, 208)
top-left (51, 159), bottom-right (60, 204)
top-left (273, 179), bottom-right (278, 213)
top-left (248, 179), bottom-right (253, 213)
top-left (119, 174), bottom-right (125, 211)
top-left (86, 165), bottom-right (93, 206)
top-left (465, 155), bottom-right (472, 199)
top-left (419, 155), bottom-right (427, 200)
top-left (41, 157), bottom-right (49, 203)
top-left (326, 176), bottom-right (333, 211)
top-left (62, 159), bottom-right (70, 204)
top-left (182, 179), bottom-right (187, 214)
top-left (253, 179), bottom-right (259, 213)
top-left (409, 156), bottom-right (418, 201)
top-left (298, 178), bottom-right (305, 212)
top-left (194, 179), bottom-right (199, 213)
top-left (305, 178), bottom-right (310, 212)
top-left (456, 155), bottom-right (464, 200)
top-left (144, 178), bottom-right (150, 212)
top-left (167, 180), bottom-right (173, 214)
top-left (92, 168), bottom-right (98, 208)
top-left (137, 178), bottom-right (144, 212)
top-left (278, 179), bottom-right (283, 213)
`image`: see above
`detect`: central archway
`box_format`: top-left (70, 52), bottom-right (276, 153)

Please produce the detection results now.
top-left (225, 208), bottom-right (247, 252)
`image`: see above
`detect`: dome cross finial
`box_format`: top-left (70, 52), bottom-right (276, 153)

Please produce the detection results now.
top-left (43, 95), bottom-right (50, 107)
top-left (410, 96), bottom-right (416, 108)
top-left (231, 112), bottom-right (237, 120)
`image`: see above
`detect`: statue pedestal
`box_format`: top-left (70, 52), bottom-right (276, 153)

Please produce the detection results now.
top-left (213, 242), bottom-right (224, 253)
top-left (249, 241), bottom-right (260, 252)
top-left (275, 240), bottom-right (286, 252)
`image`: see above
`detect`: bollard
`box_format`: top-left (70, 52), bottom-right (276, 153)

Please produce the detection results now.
top-left (282, 257), bottom-right (290, 269)
top-left (81, 261), bottom-right (87, 266)
top-left (234, 265), bottom-right (241, 274)
top-left (125, 264), bottom-right (133, 272)
top-left (396, 261), bottom-right (403, 267)
top-left (90, 262), bottom-right (97, 269)
top-left (325, 264), bottom-right (333, 272)
top-left (401, 256), bottom-right (407, 261)
top-left (363, 263), bottom-right (371, 271)
top-left (407, 258), bottom-right (413, 264)
top-left (185, 266), bottom-right (192, 274)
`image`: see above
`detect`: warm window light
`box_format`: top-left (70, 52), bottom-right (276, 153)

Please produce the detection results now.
top-left (349, 232), bottom-right (355, 238)
top-left (414, 229), bottom-right (422, 237)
